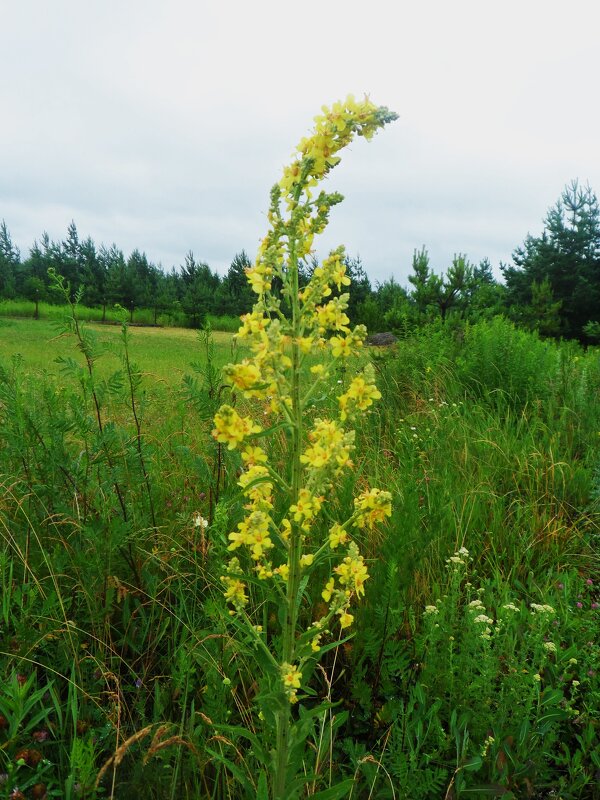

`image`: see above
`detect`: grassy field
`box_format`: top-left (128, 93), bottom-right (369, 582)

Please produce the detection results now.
top-left (0, 312), bottom-right (599, 799)
top-left (0, 317), bottom-right (241, 382)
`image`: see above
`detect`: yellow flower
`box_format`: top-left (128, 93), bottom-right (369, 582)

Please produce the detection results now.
top-left (316, 298), bottom-right (350, 333)
top-left (227, 510), bottom-right (273, 560)
top-left (289, 489), bottom-right (323, 524)
top-left (322, 577), bottom-right (335, 603)
top-left (338, 610), bottom-right (354, 629)
top-left (334, 543), bottom-right (370, 598)
top-left (255, 563), bottom-right (273, 580)
top-left (241, 445), bottom-right (268, 466)
top-left (300, 553), bottom-right (314, 568)
top-left (221, 575), bottom-right (248, 609)
top-left (300, 419), bottom-right (351, 473)
top-left (329, 328), bottom-right (366, 359)
top-left (329, 523), bottom-right (349, 549)
top-left (331, 261), bottom-right (351, 291)
top-left (281, 663), bottom-right (302, 701)
top-left (245, 265), bottom-right (272, 295)
top-left (298, 336), bottom-right (314, 354)
top-left (237, 310), bottom-right (270, 338)
top-left (330, 336), bottom-right (351, 358)
top-left (238, 465), bottom-right (273, 509)
top-left (280, 518), bottom-right (292, 541)
top-left (224, 360), bottom-right (262, 392)
top-left (212, 405), bottom-right (261, 450)
top-left (338, 375), bottom-right (381, 420)
top-left (342, 374), bottom-right (382, 413)
top-left (354, 488), bottom-right (392, 529)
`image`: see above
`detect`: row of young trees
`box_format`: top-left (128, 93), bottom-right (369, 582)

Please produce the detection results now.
top-left (1, 181), bottom-right (599, 339)
top-left (0, 220), bottom-right (257, 324)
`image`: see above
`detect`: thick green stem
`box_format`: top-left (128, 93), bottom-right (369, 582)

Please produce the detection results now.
top-left (274, 244), bottom-right (303, 799)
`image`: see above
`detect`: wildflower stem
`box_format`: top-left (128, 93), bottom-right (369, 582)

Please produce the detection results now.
top-left (274, 237), bottom-right (303, 799)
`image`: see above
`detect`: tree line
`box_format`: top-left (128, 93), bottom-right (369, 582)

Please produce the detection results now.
top-left (1, 180), bottom-right (599, 340)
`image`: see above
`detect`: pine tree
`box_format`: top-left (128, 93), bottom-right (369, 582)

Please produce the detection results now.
top-left (0, 220), bottom-right (20, 298)
top-left (503, 180), bottom-right (600, 339)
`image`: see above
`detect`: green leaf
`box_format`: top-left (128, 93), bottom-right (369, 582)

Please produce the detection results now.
top-left (311, 779), bottom-right (356, 799)
top-left (204, 747), bottom-right (254, 795)
top-left (212, 723), bottom-right (270, 764)
top-left (462, 754), bottom-right (483, 772)
top-left (257, 770), bottom-right (269, 800)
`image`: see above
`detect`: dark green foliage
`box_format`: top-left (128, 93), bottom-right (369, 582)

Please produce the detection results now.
top-left (0, 220), bottom-right (19, 299)
top-left (504, 180), bottom-right (600, 340)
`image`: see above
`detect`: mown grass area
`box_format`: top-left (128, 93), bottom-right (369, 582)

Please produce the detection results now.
top-left (0, 317), bottom-right (241, 382)
top-left (0, 299), bottom-right (242, 333)
top-left (0, 314), bottom-right (599, 799)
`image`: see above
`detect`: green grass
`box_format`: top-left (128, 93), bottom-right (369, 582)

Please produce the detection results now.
top-left (0, 299), bottom-right (243, 332)
top-left (0, 316), bottom-right (598, 798)
top-left (0, 317), bottom-right (242, 382)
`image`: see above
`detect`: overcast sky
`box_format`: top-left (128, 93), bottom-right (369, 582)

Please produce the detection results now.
top-left (2, 0), bottom-right (599, 285)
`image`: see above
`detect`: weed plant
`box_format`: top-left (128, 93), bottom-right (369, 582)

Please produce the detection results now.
top-left (0, 139), bottom-right (599, 799)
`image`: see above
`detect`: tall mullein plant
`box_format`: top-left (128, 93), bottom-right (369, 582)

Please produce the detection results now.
top-left (212, 96), bottom-right (396, 797)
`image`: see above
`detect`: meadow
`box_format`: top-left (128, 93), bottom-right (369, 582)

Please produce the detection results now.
top-left (1, 99), bottom-right (599, 800)
top-left (0, 309), bottom-right (599, 799)
top-left (0, 317), bottom-right (242, 381)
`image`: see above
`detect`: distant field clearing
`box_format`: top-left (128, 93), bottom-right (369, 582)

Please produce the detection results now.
top-left (0, 318), bottom-right (241, 382)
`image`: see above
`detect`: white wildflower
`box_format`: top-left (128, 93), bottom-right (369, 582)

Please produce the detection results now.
top-left (468, 599), bottom-right (485, 610)
top-left (473, 614), bottom-right (494, 625)
top-left (530, 603), bottom-right (555, 615)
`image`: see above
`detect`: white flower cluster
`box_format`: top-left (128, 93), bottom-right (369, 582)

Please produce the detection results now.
top-left (468, 599), bottom-right (486, 610)
top-left (445, 546), bottom-right (471, 568)
top-left (530, 603), bottom-right (555, 615)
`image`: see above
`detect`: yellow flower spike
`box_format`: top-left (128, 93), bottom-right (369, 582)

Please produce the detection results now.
top-left (213, 99), bottom-right (396, 749)
top-left (334, 544), bottom-right (370, 598)
top-left (221, 575), bottom-right (248, 610)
